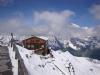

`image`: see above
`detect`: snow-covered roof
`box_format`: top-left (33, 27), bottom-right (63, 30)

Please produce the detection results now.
top-left (21, 36), bottom-right (48, 41)
top-left (39, 36), bottom-right (48, 40)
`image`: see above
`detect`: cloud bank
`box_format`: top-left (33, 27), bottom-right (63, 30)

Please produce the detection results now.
top-left (93, 25), bottom-right (100, 38)
top-left (90, 4), bottom-right (100, 20)
top-left (32, 10), bottom-right (93, 39)
top-left (0, 13), bottom-right (33, 35)
top-left (33, 10), bottom-right (75, 35)
top-left (0, 10), bottom-right (94, 39)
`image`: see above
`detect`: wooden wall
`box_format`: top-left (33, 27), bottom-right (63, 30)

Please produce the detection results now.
top-left (22, 36), bottom-right (49, 55)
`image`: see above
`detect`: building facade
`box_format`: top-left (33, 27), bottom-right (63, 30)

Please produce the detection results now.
top-left (22, 36), bottom-right (49, 55)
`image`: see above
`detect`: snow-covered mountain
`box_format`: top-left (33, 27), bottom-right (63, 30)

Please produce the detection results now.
top-left (0, 32), bottom-right (100, 60)
top-left (0, 34), bottom-right (11, 46)
top-left (0, 32), bottom-right (100, 75)
top-left (70, 37), bottom-right (100, 50)
top-left (8, 45), bottom-right (100, 75)
top-left (63, 36), bottom-right (100, 60)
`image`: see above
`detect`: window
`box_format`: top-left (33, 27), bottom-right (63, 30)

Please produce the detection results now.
top-left (41, 45), bottom-right (44, 48)
top-left (27, 45), bottom-right (31, 48)
top-left (31, 45), bottom-right (34, 49)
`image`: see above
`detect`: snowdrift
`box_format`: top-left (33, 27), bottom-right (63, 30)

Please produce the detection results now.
top-left (14, 45), bottom-right (100, 75)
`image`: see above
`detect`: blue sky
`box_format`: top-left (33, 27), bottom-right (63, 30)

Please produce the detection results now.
top-left (0, 0), bottom-right (100, 34)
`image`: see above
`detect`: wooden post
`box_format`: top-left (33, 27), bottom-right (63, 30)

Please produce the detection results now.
top-left (11, 33), bottom-right (14, 47)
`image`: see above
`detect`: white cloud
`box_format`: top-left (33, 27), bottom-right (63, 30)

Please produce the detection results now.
top-left (90, 4), bottom-right (100, 20)
top-left (33, 10), bottom-right (74, 25)
top-left (93, 25), bottom-right (100, 38)
top-left (33, 10), bottom-right (75, 35)
top-left (0, 13), bottom-right (33, 35)
top-left (32, 10), bottom-right (93, 39)
top-left (0, 10), bottom-right (93, 39)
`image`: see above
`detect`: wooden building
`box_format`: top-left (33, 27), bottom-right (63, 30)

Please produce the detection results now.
top-left (22, 36), bottom-right (49, 55)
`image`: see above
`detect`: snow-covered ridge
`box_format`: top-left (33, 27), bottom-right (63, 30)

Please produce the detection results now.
top-left (0, 33), bottom-right (100, 75)
top-left (15, 45), bottom-right (100, 75)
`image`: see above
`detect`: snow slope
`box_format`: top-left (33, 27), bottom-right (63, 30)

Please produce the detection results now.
top-left (8, 47), bottom-right (18, 75)
top-left (16, 45), bottom-right (100, 75)
top-left (0, 35), bottom-right (11, 46)
top-left (64, 40), bottom-right (78, 50)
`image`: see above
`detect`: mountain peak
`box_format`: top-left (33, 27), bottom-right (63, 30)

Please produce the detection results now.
top-left (71, 23), bottom-right (80, 28)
